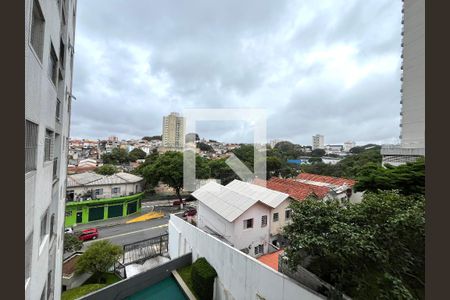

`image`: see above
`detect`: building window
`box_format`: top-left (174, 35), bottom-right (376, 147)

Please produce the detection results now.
top-left (261, 215), bottom-right (267, 227)
top-left (112, 187), bottom-right (120, 194)
top-left (48, 44), bottom-right (58, 85)
top-left (30, 0), bottom-right (45, 62)
top-left (44, 129), bottom-right (54, 161)
top-left (56, 99), bottom-right (61, 121)
top-left (49, 214), bottom-right (55, 240)
top-left (25, 233), bottom-right (33, 286)
top-left (94, 188), bottom-right (103, 196)
top-left (47, 270), bottom-right (53, 299)
top-left (254, 244), bottom-right (264, 255)
top-left (25, 120), bottom-right (38, 173)
top-left (40, 209), bottom-right (49, 243)
top-left (243, 218), bottom-right (253, 229)
top-left (285, 209), bottom-right (292, 220)
top-left (53, 157), bottom-right (58, 179)
top-left (273, 212), bottom-right (279, 222)
top-left (60, 39), bottom-right (65, 68)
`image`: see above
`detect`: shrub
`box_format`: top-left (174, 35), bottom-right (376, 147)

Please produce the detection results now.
top-left (191, 257), bottom-right (217, 300)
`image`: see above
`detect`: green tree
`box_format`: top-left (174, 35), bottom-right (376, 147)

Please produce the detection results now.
top-left (267, 156), bottom-right (282, 178)
top-left (355, 159), bottom-right (425, 195)
top-left (101, 148), bottom-right (130, 165)
top-left (142, 135), bottom-right (162, 141)
top-left (75, 240), bottom-right (123, 283)
top-left (283, 191), bottom-right (425, 299)
top-left (311, 149), bottom-right (326, 157)
top-left (141, 151), bottom-right (210, 201)
top-left (197, 142), bottom-right (214, 152)
top-left (208, 158), bottom-right (238, 185)
top-left (308, 157), bottom-right (323, 164)
top-left (64, 233), bottom-right (83, 253)
top-left (94, 164), bottom-right (118, 175)
top-left (128, 148), bottom-right (147, 161)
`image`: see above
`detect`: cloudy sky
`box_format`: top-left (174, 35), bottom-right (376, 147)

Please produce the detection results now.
top-left (71, 0), bottom-right (402, 145)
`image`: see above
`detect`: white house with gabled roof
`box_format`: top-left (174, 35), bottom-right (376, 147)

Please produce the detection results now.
top-left (194, 180), bottom-right (290, 257)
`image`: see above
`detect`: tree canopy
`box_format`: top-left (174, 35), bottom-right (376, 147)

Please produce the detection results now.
top-left (355, 158), bottom-right (425, 195)
top-left (128, 148), bottom-right (147, 161)
top-left (101, 148), bottom-right (130, 165)
top-left (142, 135), bottom-right (162, 141)
top-left (139, 151), bottom-right (210, 200)
top-left (94, 164), bottom-right (118, 175)
top-left (197, 142), bottom-right (214, 152)
top-left (64, 233), bottom-right (83, 253)
top-left (283, 191), bottom-right (425, 299)
top-left (75, 240), bottom-right (123, 283)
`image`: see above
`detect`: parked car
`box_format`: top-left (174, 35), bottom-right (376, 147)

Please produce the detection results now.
top-left (64, 227), bottom-right (74, 234)
top-left (173, 200), bottom-right (183, 206)
top-left (77, 228), bottom-right (99, 241)
top-left (183, 208), bottom-right (197, 217)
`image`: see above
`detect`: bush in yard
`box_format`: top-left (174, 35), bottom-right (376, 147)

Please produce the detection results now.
top-left (64, 233), bottom-right (83, 253)
top-left (191, 257), bottom-right (217, 300)
top-left (75, 240), bottom-right (123, 283)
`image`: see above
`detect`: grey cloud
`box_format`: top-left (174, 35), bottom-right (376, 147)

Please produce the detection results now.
top-left (72, 0), bottom-right (403, 145)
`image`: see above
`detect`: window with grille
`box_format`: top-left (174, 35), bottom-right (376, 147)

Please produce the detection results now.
top-left (48, 44), bottom-right (58, 85)
top-left (60, 39), bottom-right (65, 68)
top-left (261, 215), bottom-right (267, 227)
top-left (56, 99), bottom-right (61, 121)
top-left (112, 187), bottom-right (120, 194)
top-left (254, 244), bottom-right (264, 255)
top-left (285, 209), bottom-right (292, 220)
top-left (30, 0), bottom-right (45, 62)
top-left (25, 233), bottom-right (33, 285)
top-left (243, 218), bottom-right (253, 229)
top-left (273, 212), bottom-right (279, 222)
top-left (40, 209), bottom-right (48, 243)
top-left (44, 129), bottom-right (54, 161)
top-left (95, 188), bottom-right (103, 196)
top-left (25, 120), bottom-right (38, 173)
top-left (49, 214), bottom-right (55, 239)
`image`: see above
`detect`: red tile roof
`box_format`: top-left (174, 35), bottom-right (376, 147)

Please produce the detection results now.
top-left (253, 177), bottom-right (329, 201)
top-left (296, 173), bottom-right (356, 187)
top-left (257, 249), bottom-right (284, 271)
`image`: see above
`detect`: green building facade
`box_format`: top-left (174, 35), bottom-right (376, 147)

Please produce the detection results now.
top-left (65, 193), bottom-right (144, 227)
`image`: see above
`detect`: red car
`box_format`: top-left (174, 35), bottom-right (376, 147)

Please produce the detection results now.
top-left (77, 228), bottom-right (99, 241)
top-left (183, 208), bottom-right (197, 217)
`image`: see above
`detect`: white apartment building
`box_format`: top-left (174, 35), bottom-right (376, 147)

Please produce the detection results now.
top-left (312, 134), bottom-right (324, 150)
top-left (343, 141), bottom-right (356, 152)
top-left (25, 0), bottom-right (77, 299)
top-left (194, 180), bottom-right (291, 257)
top-left (161, 112), bottom-right (185, 151)
top-left (381, 0), bottom-right (425, 166)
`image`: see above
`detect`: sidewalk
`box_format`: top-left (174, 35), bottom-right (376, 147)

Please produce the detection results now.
top-left (72, 210), bottom-right (162, 231)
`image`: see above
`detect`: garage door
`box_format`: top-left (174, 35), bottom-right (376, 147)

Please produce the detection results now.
top-left (127, 201), bottom-right (137, 215)
top-left (108, 204), bottom-right (123, 218)
top-left (88, 206), bottom-right (104, 222)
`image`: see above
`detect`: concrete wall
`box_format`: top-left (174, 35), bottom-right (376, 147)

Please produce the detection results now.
top-left (169, 215), bottom-right (324, 300)
top-left (25, 0), bottom-right (77, 299)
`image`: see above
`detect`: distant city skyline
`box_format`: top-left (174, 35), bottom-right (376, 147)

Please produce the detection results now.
top-left (72, 0), bottom-right (402, 146)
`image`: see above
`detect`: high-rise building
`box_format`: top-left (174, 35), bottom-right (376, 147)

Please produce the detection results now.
top-left (343, 141), bottom-right (356, 152)
top-left (161, 112), bottom-right (185, 151)
top-left (381, 0), bottom-right (425, 166)
top-left (312, 134), bottom-right (324, 150)
top-left (25, 0), bottom-right (77, 299)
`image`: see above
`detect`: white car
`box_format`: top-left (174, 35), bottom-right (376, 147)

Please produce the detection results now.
top-left (64, 227), bottom-right (74, 234)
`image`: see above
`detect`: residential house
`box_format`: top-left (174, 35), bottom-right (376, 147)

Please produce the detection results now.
top-left (193, 180), bottom-right (290, 257)
top-left (295, 172), bottom-right (363, 203)
top-left (66, 172), bottom-right (144, 201)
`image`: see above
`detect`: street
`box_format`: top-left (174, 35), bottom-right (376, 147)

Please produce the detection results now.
top-left (82, 216), bottom-right (170, 250)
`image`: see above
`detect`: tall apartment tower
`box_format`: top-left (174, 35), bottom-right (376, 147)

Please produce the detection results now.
top-left (381, 0), bottom-right (425, 166)
top-left (312, 134), bottom-right (324, 150)
top-left (25, 1), bottom-right (77, 299)
top-left (161, 112), bottom-right (185, 151)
